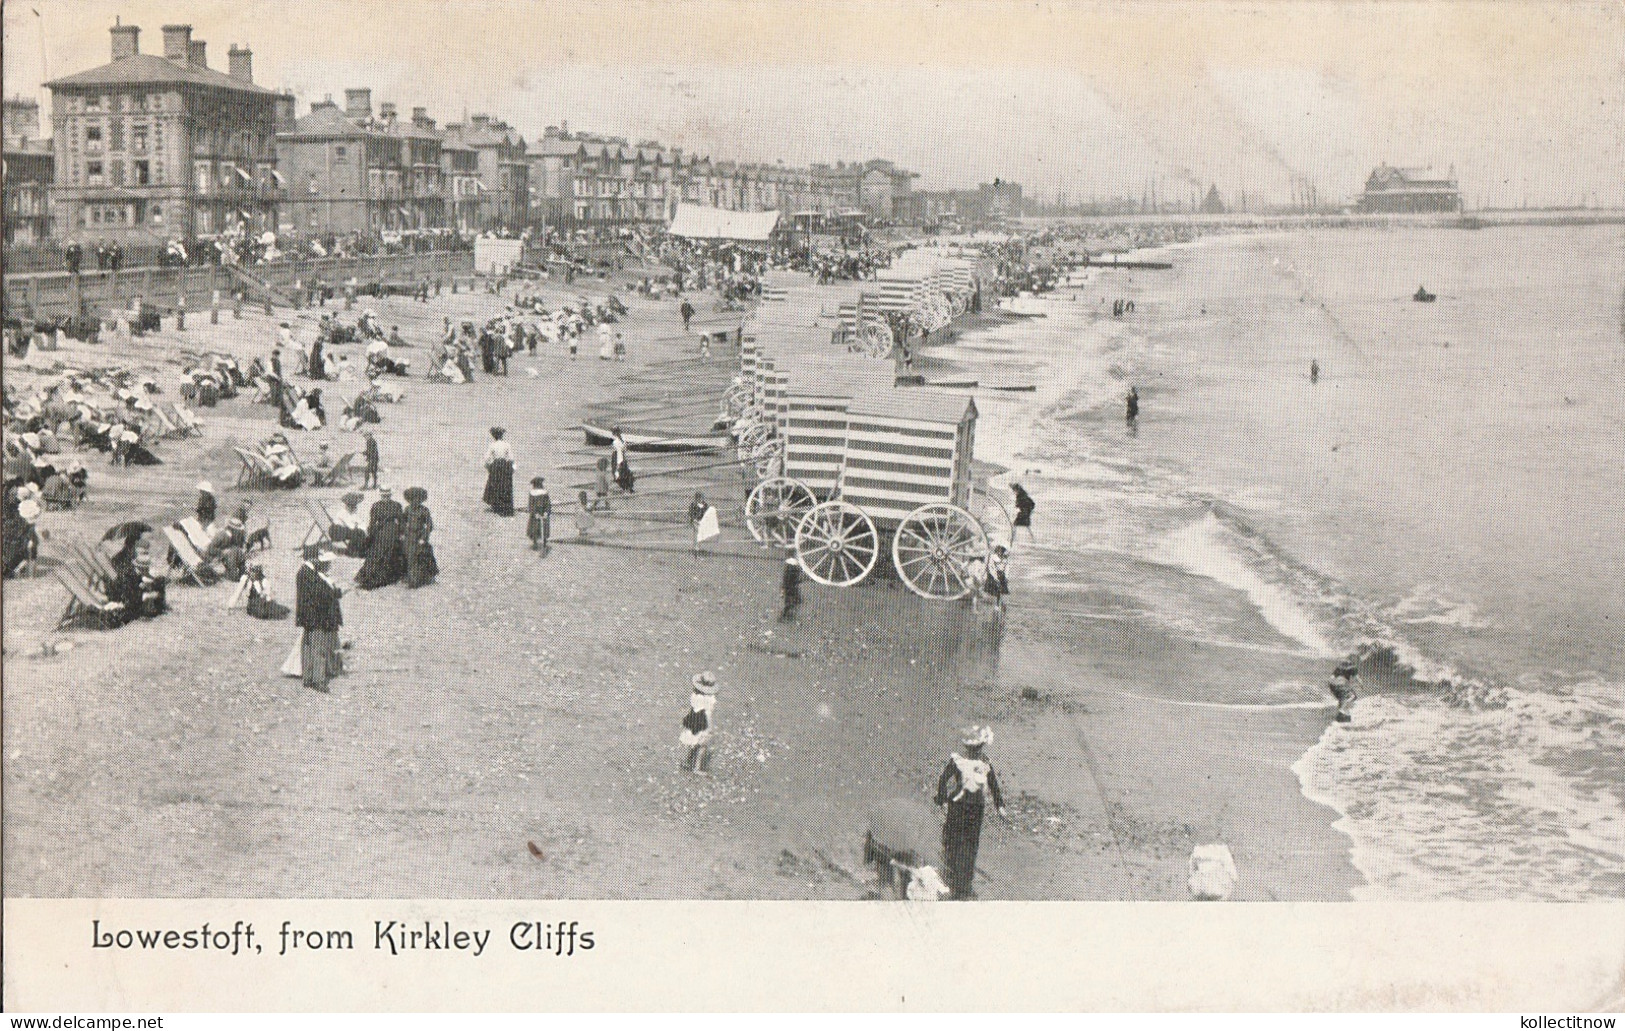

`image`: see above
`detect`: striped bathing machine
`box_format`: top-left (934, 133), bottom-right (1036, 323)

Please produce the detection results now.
top-left (839, 389), bottom-right (976, 518)
top-left (777, 354), bottom-right (895, 498)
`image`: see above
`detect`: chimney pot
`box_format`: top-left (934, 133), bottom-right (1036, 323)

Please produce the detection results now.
top-left (188, 39), bottom-right (207, 69)
top-left (110, 22), bottom-right (141, 61)
top-left (161, 24), bottom-right (193, 65)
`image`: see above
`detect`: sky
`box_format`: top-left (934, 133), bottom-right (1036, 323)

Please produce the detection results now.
top-left (5, 0), bottom-right (1622, 209)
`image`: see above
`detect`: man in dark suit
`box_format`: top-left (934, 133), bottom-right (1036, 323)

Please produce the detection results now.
top-left (295, 547), bottom-right (343, 692)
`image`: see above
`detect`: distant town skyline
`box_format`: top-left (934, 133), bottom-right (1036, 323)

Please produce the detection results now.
top-left (5, 0), bottom-right (1622, 210)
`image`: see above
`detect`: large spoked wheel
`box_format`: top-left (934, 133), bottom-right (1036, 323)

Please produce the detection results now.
top-left (892, 503), bottom-right (989, 600)
top-left (752, 436), bottom-right (785, 479)
top-left (745, 476), bottom-right (816, 547)
top-left (735, 418), bottom-right (772, 459)
top-left (851, 320), bottom-right (893, 358)
top-left (795, 500), bottom-right (880, 587)
top-left (970, 486), bottom-right (1015, 552)
top-left (724, 380), bottom-right (754, 419)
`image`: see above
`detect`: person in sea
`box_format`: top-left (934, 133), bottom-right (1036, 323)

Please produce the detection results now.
top-left (354, 486), bottom-right (406, 590)
top-left (1010, 482), bottom-right (1035, 542)
top-left (780, 553), bottom-right (804, 622)
top-left (1125, 386), bottom-right (1140, 424)
top-left (680, 672), bottom-right (718, 774)
top-left (295, 546), bottom-right (343, 692)
top-left (934, 725), bottom-right (1007, 900)
top-left (1328, 655), bottom-right (1361, 723)
top-left (1309, 358), bottom-right (1320, 385)
top-left (483, 426), bottom-right (516, 516)
top-left (402, 487), bottom-right (437, 589)
top-left (526, 476), bottom-right (552, 554)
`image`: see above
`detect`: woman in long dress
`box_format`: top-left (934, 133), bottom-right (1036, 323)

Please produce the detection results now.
top-left (482, 427), bottom-right (515, 516)
top-left (610, 427), bottom-right (634, 493)
top-left (402, 487), bottom-right (438, 588)
top-left (354, 487), bottom-right (406, 590)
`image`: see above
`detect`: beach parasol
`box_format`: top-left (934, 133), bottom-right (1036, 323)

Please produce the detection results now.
top-left (101, 520), bottom-right (154, 545)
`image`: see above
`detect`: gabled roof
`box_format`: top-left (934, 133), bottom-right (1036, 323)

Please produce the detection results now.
top-left (46, 53), bottom-right (275, 96)
top-left (847, 389), bottom-right (975, 425)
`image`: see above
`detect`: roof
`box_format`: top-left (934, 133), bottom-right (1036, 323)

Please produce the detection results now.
top-left (279, 105), bottom-right (382, 140)
top-left (45, 53), bottom-right (274, 96)
top-left (778, 354), bottom-right (894, 396)
top-left (847, 389), bottom-right (976, 425)
top-left (668, 203), bottom-right (779, 241)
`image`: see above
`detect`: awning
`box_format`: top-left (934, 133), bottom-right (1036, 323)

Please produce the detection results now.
top-left (234, 165), bottom-right (253, 182)
top-left (397, 207), bottom-right (411, 218)
top-left (668, 203), bottom-right (780, 242)
top-left (269, 168), bottom-right (286, 186)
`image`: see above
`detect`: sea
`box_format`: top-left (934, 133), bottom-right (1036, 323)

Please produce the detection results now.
top-left (933, 222), bottom-right (1625, 900)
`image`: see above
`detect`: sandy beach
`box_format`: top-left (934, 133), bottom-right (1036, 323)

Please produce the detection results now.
top-left (3, 265), bottom-right (1361, 900)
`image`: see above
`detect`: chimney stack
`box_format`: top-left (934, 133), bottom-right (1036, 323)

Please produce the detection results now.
top-left (412, 106), bottom-right (430, 126)
top-left (344, 88), bottom-right (372, 121)
top-left (161, 24), bottom-right (193, 65)
top-left (188, 39), bottom-right (208, 69)
top-left (274, 92), bottom-right (297, 134)
top-left (228, 45), bottom-right (254, 83)
top-left (471, 114), bottom-right (491, 129)
top-left (379, 102), bottom-right (397, 122)
top-left (110, 22), bottom-right (141, 61)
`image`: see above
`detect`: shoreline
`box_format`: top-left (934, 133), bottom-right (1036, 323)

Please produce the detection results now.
top-left (6, 261), bottom-right (1358, 900)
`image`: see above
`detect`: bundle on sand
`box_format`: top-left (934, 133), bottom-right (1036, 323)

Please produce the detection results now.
top-left (864, 797), bottom-right (950, 898)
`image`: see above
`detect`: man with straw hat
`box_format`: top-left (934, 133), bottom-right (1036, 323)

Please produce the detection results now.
top-left (294, 545), bottom-right (344, 693)
top-left (934, 725), bottom-right (1007, 900)
top-left (680, 672), bottom-right (719, 774)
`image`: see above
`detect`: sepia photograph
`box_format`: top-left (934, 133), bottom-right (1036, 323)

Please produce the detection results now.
top-left (2, 0), bottom-right (1623, 1010)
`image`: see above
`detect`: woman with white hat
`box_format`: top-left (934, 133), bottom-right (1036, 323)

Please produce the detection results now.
top-left (680, 672), bottom-right (719, 774)
top-left (934, 725), bottom-right (1007, 900)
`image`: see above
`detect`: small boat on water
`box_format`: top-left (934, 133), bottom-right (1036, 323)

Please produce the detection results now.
top-left (987, 384), bottom-right (1037, 393)
top-left (1413, 286), bottom-right (1437, 303)
top-left (579, 421), bottom-right (729, 453)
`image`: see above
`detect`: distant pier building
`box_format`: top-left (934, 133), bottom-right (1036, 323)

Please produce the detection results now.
top-left (1356, 164), bottom-right (1463, 214)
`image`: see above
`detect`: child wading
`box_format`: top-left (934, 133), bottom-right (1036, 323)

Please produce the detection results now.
top-left (1328, 655), bottom-right (1361, 723)
top-left (680, 672), bottom-right (718, 773)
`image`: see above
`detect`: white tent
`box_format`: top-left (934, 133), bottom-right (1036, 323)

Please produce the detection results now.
top-left (668, 204), bottom-right (780, 242)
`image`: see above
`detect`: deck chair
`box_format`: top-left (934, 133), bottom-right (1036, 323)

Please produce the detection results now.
top-left (162, 526), bottom-right (214, 586)
top-left (312, 451), bottom-right (356, 487)
top-left (234, 447), bottom-right (270, 489)
top-left (71, 540), bottom-right (120, 589)
top-left (172, 403), bottom-right (204, 436)
top-left (53, 566), bottom-right (126, 630)
top-left (176, 516), bottom-right (214, 552)
top-left (150, 404), bottom-right (184, 439)
top-left (297, 498), bottom-right (335, 552)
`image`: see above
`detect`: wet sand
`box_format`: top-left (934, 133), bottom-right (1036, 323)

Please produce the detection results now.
top-left (3, 267), bottom-right (1360, 899)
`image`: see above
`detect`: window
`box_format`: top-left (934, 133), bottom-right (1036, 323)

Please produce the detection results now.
top-left (132, 126), bottom-right (149, 154)
top-left (195, 161), bottom-right (210, 194)
top-left (85, 96), bottom-right (103, 112)
top-left (334, 145), bottom-right (348, 161)
top-left (86, 126), bottom-right (103, 153)
top-left (86, 160), bottom-right (104, 186)
top-left (151, 205), bottom-right (163, 225)
top-left (197, 208), bottom-right (212, 233)
top-left (308, 174), bottom-right (318, 196)
top-left (134, 160), bottom-right (150, 186)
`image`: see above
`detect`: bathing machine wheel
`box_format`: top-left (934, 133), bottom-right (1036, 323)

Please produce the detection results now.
top-left (891, 503), bottom-right (989, 600)
top-left (794, 500), bottom-right (880, 586)
top-left (744, 476), bottom-right (816, 548)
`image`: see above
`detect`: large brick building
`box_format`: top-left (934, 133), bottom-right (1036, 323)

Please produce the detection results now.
top-left (44, 21), bottom-right (284, 243)
top-left (441, 115), bottom-right (527, 232)
top-left (276, 89), bottom-right (449, 237)
top-left (3, 97), bottom-right (54, 246)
